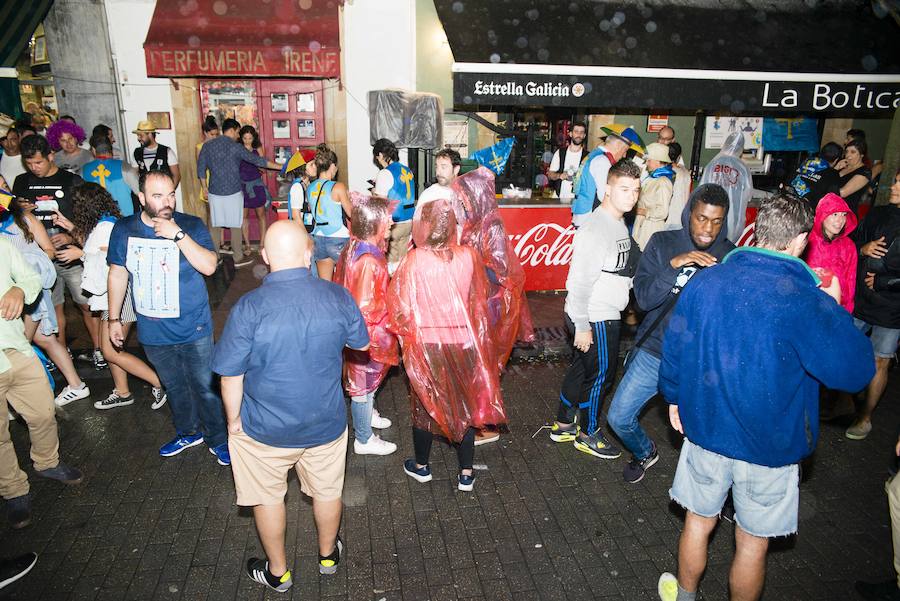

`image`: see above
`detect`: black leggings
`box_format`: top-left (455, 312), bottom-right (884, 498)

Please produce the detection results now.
top-left (413, 427), bottom-right (476, 471)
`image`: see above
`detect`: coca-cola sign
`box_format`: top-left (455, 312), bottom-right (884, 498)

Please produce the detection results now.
top-left (498, 206), bottom-right (574, 291)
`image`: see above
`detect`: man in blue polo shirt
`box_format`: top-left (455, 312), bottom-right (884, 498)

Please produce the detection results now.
top-left (212, 220), bottom-right (368, 593)
top-left (106, 170), bottom-right (228, 465)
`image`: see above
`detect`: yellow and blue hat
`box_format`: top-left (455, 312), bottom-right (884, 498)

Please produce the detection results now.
top-left (600, 123), bottom-right (646, 154)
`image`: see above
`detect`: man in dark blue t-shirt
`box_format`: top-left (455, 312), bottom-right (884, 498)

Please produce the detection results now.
top-left (106, 170), bottom-right (228, 465)
top-left (211, 220), bottom-right (368, 593)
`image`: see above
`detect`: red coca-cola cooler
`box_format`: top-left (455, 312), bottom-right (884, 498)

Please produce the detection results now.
top-left (498, 202), bottom-right (574, 291)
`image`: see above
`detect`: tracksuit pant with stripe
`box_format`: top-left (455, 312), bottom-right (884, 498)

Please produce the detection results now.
top-left (556, 317), bottom-right (621, 436)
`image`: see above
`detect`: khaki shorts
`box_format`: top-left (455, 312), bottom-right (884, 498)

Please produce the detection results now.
top-left (229, 428), bottom-right (348, 506)
top-left (387, 221), bottom-right (412, 265)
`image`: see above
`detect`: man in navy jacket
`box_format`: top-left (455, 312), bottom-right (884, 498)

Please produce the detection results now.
top-left (656, 192), bottom-right (874, 601)
top-left (608, 184), bottom-right (733, 484)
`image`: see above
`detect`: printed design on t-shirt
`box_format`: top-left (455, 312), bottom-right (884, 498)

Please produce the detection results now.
top-left (614, 237), bottom-right (631, 272)
top-left (126, 237), bottom-right (180, 318)
top-left (673, 266), bottom-right (699, 293)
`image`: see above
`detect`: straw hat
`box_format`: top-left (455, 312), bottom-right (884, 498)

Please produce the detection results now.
top-left (644, 143), bottom-right (672, 163)
top-left (132, 120), bottom-right (157, 134)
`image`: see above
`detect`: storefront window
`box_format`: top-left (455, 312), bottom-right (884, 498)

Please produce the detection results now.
top-left (199, 80), bottom-right (258, 129)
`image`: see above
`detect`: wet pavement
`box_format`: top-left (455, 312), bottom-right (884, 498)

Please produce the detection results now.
top-left (2, 258), bottom-right (898, 600)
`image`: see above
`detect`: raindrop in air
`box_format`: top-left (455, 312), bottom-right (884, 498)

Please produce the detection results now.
top-left (309, 40), bottom-right (321, 52)
top-left (452, 1), bottom-right (464, 13)
top-left (537, 48), bottom-right (550, 61)
top-left (489, 53), bottom-right (501, 63)
top-left (645, 21), bottom-right (657, 33)
top-left (298, 0), bottom-right (313, 9)
top-left (212, 0), bottom-right (228, 15)
top-left (861, 55), bottom-right (878, 72)
top-left (516, 37), bottom-right (528, 49)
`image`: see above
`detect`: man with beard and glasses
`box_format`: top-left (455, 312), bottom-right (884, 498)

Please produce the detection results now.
top-left (608, 184), bottom-right (733, 484)
top-left (548, 122), bottom-right (587, 201)
top-left (106, 171), bottom-right (229, 465)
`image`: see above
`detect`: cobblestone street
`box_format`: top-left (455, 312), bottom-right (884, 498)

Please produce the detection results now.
top-left (2, 267), bottom-right (898, 600)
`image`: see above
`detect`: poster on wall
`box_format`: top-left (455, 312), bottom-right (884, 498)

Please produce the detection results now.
top-left (271, 94), bottom-right (289, 113)
top-left (274, 146), bottom-right (292, 165)
top-left (705, 116), bottom-right (762, 149)
top-left (297, 93), bottom-right (315, 112)
top-left (297, 119), bottom-right (316, 138)
top-left (273, 120), bottom-right (290, 139)
top-left (647, 114), bottom-right (669, 133)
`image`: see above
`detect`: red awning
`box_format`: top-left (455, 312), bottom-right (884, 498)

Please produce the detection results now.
top-left (143, 0), bottom-right (341, 78)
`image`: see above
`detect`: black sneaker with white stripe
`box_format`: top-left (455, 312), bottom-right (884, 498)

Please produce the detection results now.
top-left (246, 558), bottom-right (292, 593)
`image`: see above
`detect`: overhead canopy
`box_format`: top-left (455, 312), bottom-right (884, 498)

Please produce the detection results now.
top-left (0, 0), bottom-right (53, 67)
top-left (435, 0), bottom-right (900, 115)
top-left (144, 0), bottom-right (341, 79)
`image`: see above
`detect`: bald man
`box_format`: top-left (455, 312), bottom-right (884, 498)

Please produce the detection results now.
top-left (212, 221), bottom-right (370, 593)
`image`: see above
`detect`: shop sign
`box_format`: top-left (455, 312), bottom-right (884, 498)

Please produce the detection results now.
top-left (145, 47), bottom-right (340, 78)
top-left (498, 206), bottom-right (574, 291)
top-left (455, 72), bottom-right (900, 115)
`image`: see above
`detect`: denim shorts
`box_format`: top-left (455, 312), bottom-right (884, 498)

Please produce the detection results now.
top-left (312, 235), bottom-right (348, 264)
top-left (670, 439), bottom-right (800, 538)
top-left (853, 318), bottom-right (900, 359)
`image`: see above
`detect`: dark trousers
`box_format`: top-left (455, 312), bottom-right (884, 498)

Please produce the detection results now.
top-left (413, 427), bottom-right (476, 471)
top-left (556, 317), bottom-right (621, 435)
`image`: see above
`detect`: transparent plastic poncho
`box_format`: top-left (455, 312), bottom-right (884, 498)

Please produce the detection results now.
top-left (451, 167), bottom-right (535, 369)
top-left (387, 198), bottom-right (506, 442)
top-left (700, 131), bottom-right (754, 243)
top-left (334, 195), bottom-right (399, 397)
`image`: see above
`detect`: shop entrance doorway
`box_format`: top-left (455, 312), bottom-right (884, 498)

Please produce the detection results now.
top-left (199, 79), bottom-right (326, 240)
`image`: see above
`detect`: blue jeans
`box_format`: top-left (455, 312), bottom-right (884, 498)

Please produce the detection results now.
top-left (607, 348), bottom-right (660, 460)
top-left (351, 392), bottom-right (373, 444)
top-left (143, 335), bottom-right (227, 448)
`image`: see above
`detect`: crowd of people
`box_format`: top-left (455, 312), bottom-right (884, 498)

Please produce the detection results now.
top-left (0, 111), bottom-right (898, 601)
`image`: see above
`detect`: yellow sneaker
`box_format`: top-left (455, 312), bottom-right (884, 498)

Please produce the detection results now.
top-left (658, 572), bottom-right (678, 601)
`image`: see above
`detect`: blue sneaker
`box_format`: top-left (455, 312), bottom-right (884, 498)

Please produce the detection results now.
top-left (403, 459), bottom-right (432, 483)
top-left (209, 443), bottom-right (230, 466)
top-left (458, 472), bottom-right (476, 492)
top-left (159, 433), bottom-right (204, 457)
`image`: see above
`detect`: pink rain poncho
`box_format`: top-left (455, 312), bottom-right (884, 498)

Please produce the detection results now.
top-left (387, 198), bottom-right (506, 442)
top-left (804, 192), bottom-right (858, 313)
top-left (451, 167), bottom-right (535, 369)
top-left (334, 194), bottom-right (399, 396)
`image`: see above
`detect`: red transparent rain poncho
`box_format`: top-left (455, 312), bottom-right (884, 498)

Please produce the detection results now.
top-left (451, 167), bottom-right (535, 369)
top-left (387, 198), bottom-right (506, 442)
top-left (334, 195), bottom-right (399, 397)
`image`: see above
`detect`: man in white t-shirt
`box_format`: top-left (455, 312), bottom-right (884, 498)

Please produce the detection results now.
top-left (548, 122), bottom-right (587, 200)
top-left (0, 128), bottom-right (26, 188)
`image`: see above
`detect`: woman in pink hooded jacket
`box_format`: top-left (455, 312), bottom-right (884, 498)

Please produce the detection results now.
top-left (805, 192), bottom-right (858, 313)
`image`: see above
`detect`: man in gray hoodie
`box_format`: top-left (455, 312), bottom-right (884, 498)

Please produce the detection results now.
top-left (547, 159), bottom-right (641, 459)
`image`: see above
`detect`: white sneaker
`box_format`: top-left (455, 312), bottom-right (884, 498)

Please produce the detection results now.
top-left (353, 434), bottom-right (397, 456)
top-left (371, 409), bottom-right (392, 429)
top-left (150, 387), bottom-right (167, 410)
top-left (55, 383), bottom-right (90, 407)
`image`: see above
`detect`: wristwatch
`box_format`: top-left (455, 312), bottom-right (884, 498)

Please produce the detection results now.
top-left (173, 230), bottom-right (186, 242)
